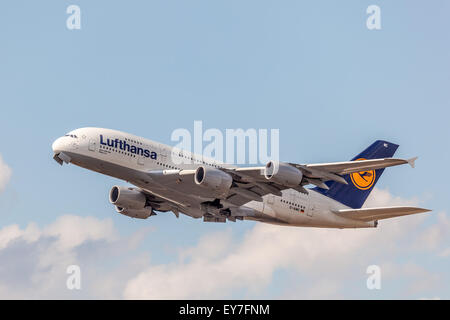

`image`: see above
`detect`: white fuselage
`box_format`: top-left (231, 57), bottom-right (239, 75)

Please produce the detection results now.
top-left (52, 127), bottom-right (375, 228)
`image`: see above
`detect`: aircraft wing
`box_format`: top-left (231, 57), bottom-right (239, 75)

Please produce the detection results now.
top-left (333, 206), bottom-right (431, 222)
top-left (139, 189), bottom-right (185, 214)
top-left (291, 157), bottom-right (417, 176)
top-left (141, 156), bottom-right (417, 208)
top-left (222, 156), bottom-right (417, 195)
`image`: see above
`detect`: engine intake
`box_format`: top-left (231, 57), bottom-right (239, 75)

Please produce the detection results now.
top-left (264, 161), bottom-right (303, 187)
top-left (194, 166), bottom-right (232, 198)
top-left (109, 186), bottom-right (146, 210)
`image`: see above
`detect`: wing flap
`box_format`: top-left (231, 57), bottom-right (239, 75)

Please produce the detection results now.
top-left (334, 206), bottom-right (431, 222)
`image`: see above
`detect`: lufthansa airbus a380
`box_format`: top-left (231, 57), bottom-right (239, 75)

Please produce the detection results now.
top-left (52, 127), bottom-right (430, 228)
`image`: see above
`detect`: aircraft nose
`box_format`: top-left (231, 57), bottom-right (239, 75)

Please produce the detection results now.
top-left (52, 137), bottom-right (66, 153)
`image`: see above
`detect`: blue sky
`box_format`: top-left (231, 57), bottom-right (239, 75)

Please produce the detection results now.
top-left (0, 1), bottom-right (448, 299)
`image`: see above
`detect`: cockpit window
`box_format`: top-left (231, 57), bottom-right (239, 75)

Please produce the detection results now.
top-left (64, 134), bottom-right (78, 138)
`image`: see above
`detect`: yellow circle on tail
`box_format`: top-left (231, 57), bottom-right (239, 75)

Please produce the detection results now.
top-left (350, 158), bottom-right (376, 190)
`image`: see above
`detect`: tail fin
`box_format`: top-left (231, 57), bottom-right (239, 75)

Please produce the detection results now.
top-left (313, 140), bottom-right (399, 209)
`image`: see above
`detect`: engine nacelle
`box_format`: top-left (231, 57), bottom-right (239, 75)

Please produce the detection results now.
top-left (194, 166), bottom-right (232, 198)
top-left (264, 161), bottom-right (303, 187)
top-left (109, 186), bottom-right (146, 210)
top-left (115, 206), bottom-right (153, 219)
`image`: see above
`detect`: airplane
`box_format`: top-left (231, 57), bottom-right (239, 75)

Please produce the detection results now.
top-left (51, 127), bottom-right (430, 228)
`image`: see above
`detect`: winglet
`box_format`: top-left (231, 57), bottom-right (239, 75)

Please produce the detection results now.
top-left (407, 156), bottom-right (418, 168)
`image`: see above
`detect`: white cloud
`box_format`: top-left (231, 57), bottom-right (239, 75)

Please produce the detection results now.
top-left (380, 261), bottom-right (442, 296)
top-left (43, 215), bottom-right (117, 250)
top-left (0, 223), bottom-right (39, 250)
top-left (0, 155), bottom-right (11, 192)
top-left (413, 212), bottom-right (450, 252)
top-left (123, 188), bottom-right (441, 299)
top-left (0, 215), bottom-right (151, 299)
top-left (439, 248), bottom-right (450, 258)
top-left (0, 188), bottom-right (445, 299)
top-left (363, 187), bottom-right (420, 208)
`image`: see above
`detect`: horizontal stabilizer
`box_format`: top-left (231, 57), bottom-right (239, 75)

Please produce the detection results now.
top-left (334, 206), bottom-right (431, 222)
top-left (408, 156), bottom-right (418, 168)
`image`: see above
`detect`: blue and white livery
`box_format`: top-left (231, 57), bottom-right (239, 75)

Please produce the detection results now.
top-left (52, 127), bottom-right (430, 228)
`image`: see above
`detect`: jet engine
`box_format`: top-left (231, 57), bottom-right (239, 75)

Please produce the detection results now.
top-left (264, 161), bottom-right (303, 187)
top-left (194, 166), bottom-right (233, 198)
top-left (109, 186), bottom-right (153, 219)
top-left (115, 206), bottom-right (153, 219)
top-left (109, 185), bottom-right (148, 210)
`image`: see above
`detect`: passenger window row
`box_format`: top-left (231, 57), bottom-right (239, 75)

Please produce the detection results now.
top-left (124, 137), bottom-right (144, 146)
top-left (157, 161), bottom-right (180, 170)
top-left (174, 152), bottom-right (222, 169)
